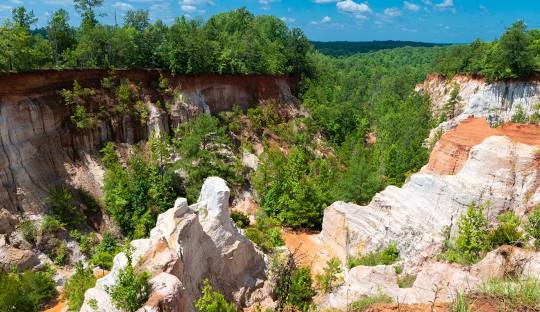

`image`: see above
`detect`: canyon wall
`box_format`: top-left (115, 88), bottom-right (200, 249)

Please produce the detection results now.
top-left (0, 70), bottom-right (297, 233)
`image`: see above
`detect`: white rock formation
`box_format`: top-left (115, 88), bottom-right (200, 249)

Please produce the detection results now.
top-left (81, 177), bottom-right (266, 312)
top-left (417, 75), bottom-right (540, 136)
top-left (320, 136), bottom-right (539, 269)
top-left (323, 245), bottom-right (540, 309)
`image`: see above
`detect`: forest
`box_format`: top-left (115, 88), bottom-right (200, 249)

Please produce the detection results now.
top-left (0, 3), bottom-right (310, 75)
top-left (311, 40), bottom-right (448, 57)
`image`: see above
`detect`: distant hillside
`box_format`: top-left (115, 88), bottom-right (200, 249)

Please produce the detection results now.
top-left (311, 40), bottom-right (450, 56)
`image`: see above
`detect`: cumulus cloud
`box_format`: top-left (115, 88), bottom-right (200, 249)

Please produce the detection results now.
top-left (311, 16), bottom-right (332, 24)
top-left (336, 0), bottom-right (371, 14)
top-left (384, 7), bottom-right (402, 17)
top-left (281, 16), bottom-right (296, 23)
top-left (403, 1), bottom-right (420, 12)
top-left (436, 0), bottom-right (453, 8)
top-left (179, 0), bottom-right (213, 14)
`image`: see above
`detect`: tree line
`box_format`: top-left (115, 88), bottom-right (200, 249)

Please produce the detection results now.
top-left (0, 2), bottom-right (311, 75)
top-left (432, 21), bottom-right (540, 80)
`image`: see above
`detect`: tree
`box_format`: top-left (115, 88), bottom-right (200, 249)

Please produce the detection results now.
top-left (64, 262), bottom-right (97, 311)
top-left (11, 6), bottom-right (37, 30)
top-left (195, 279), bottom-right (237, 312)
top-left (73, 0), bottom-right (104, 29)
top-left (124, 10), bottom-right (150, 32)
top-left (47, 9), bottom-right (75, 66)
top-left (107, 247), bottom-right (151, 312)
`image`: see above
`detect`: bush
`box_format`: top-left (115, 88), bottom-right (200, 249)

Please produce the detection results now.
top-left (70, 230), bottom-right (98, 256)
top-left (46, 186), bottom-right (84, 227)
top-left (195, 279), bottom-right (237, 312)
top-left (90, 231), bottom-right (120, 270)
top-left (64, 262), bottom-right (97, 311)
top-left (230, 211), bottom-right (250, 229)
top-left (0, 269), bottom-right (57, 311)
top-left (486, 211), bottom-right (524, 249)
top-left (107, 247), bottom-right (151, 312)
top-left (41, 216), bottom-right (65, 235)
top-left (270, 253), bottom-right (314, 311)
top-left (315, 258), bottom-right (343, 294)
top-left (287, 267), bottom-right (315, 311)
top-left (244, 213), bottom-right (284, 253)
top-left (442, 203), bottom-right (488, 265)
top-left (397, 274), bottom-right (416, 288)
top-left (525, 205), bottom-right (540, 248)
top-left (350, 293), bottom-right (392, 311)
top-left (348, 242), bottom-right (400, 268)
top-left (18, 219), bottom-right (37, 244)
top-left (511, 104), bottom-right (528, 123)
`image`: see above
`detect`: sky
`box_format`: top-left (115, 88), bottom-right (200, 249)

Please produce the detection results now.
top-left (1, 0), bottom-right (539, 43)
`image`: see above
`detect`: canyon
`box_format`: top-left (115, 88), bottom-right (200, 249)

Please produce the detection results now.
top-left (0, 70), bottom-right (539, 311)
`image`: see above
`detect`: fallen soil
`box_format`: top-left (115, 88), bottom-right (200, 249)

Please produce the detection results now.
top-left (424, 117), bottom-right (540, 175)
top-left (282, 229), bottom-right (335, 276)
top-left (362, 302), bottom-right (449, 312)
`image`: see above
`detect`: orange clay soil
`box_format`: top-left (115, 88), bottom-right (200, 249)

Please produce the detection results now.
top-left (424, 117), bottom-right (540, 176)
top-left (282, 229), bottom-right (337, 276)
top-left (362, 302), bottom-right (449, 312)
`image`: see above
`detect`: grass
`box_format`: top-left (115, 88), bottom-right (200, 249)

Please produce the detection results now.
top-left (350, 293), bottom-right (393, 311)
top-left (347, 242), bottom-right (399, 268)
top-left (451, 292), bottom-right (473, 312)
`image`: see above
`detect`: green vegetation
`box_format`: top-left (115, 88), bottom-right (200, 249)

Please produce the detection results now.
top-left (397, 274), bottom-right (417, 289)
top-left (46, 186), bottom-right (85, 227)
top-left (102, 142), bottom-right (180, 238)
top-left (348, 242), bottom-right (400, 268)
top-left (525, 205), bottom-right (540, 247)
top-left (171, 114), bottom-right (241, 203)
top-left (18, 219), bottom-right (37, 244)
top-left (311, 40), bottom-right (449, 57)
top-left (230, 211), bottom-right (250, 229)
top-left (244, 213), bottom-right (284, 253)
top-left (89, 231), bottom-right (121, 270)
top-left (1, 6), bottom-right (310, 75)
top-left (195, 279), bottom-right (237, 312)
top-left (107, 247), bottom-right (151, 312)
top-left (349, 293), bottom-right (392, 311)
top-left (479, 278), bottom-right (540, 310)
top-left (432, 21), bottom-right (540, 80)
top-left (64, 262), bottom-right (97, 311)
top-left (270, 253), bottom-right (315, 311)
top-left (315, 258), bottom-right (343, 294)
top-left (0, 269), bottom-right (57, 312)
top-left (441, 203), bottom-right (525, 265)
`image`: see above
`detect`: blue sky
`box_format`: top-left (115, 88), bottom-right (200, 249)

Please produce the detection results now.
top-left (0, 0), bottom-right (539, 43)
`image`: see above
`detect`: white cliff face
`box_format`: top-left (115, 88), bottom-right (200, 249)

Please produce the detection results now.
top-left (418, 75), bottom-right (540, 132)
top-left (80, 177), bottom-right (266, 312)
top-left (320, 136), bottom-right (539, 269)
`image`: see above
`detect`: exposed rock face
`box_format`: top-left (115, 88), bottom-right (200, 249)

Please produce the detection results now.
top-left (320, 136), bottom-right (539, 269)
top-left (423, 117), bottom-right (540, 175)
top-left (80, 177), bottom-right (266, 312)
top-left (0, 70), bottom-right (296, 249)
top-left (418, 74), bottom-right (540, 130)
top-left (322, 246), bottom-right (540, 309)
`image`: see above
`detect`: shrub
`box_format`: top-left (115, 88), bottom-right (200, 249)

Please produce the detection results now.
top-left (230, 211), bottom-right (250, 229)
top-left (525, 205), bottom-right (540, 248)
top-left (511, 104), bottom-right (528, 123)
top-left (315, 258), bottom-right (343, 294)
top-left (71, 230), bottom-right (98, 256)
top-left (244, 213), bottom-right (284, 253)
top-left (195, 279), bottom-right (237, 312)
top-left (350, 293), bottom-right (392, 311)
top-left (287, 267), bottom-right (315, 311)
top-left (18, 219), bottom-right (37, 244)
top-left (41, 216), bottom-right (65, 235)
top-left (270, 253), bottom-right (314, 311)
top-left (0, 269), bottom-right (57, 311)
top-left (51, 240), bottom-right (68, 265)
top-left (486, 211), bottom-right (524, 249)
top-left (442, 203), bottom-right (488, 265)
top-left (46, 186), bottom-right (84, 227)
top-left (64, 262), bottom-right (97, 311)
top-left (348, 242), bottom-right (400, 268)
top-left (107, 247), bottom-right (151, 312)
top-left (397, 274), bottom-right (416, 288)
top-left (90, 231), bottom-right (120, 270)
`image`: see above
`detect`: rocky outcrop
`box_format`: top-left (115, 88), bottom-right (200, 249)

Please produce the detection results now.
top-left (418, 74), bottom-right (540, 130)
top-left (320, 135), bottom-right (539, 269)
top-left (80, 177), bottom-right (266, 312)
top-left (0, 70), bottom-right (296, 233)
top-left (423, 117), bottom-right (540, 175)
top-left (323, 245), bottom-right (540, 309)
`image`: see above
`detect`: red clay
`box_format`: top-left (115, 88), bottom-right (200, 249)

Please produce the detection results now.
top-left (424, 118), bottom-right (540, 175)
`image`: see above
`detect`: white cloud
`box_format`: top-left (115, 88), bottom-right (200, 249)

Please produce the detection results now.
top-left (403, 1), bottom-right (420, 12)
top-left (8, 0), bottom-right (23, 4)
top-left (281, 17), bottom-right (296, 23)
top-left (384, 8), bottom-right (402, 17)
top-left (311, 16), bottom-right (332, 24)
top-left (336, 0), bottom-right (371, 14)
top-left (179, 0), bottom-right (213, 14)
top-left (313, 0), bottom-right (338, 3)
top-left (259, 0), bottom-right (279, 10)
top-left (435, 0), bottom-right (453, 9)
top-left (113, 2), bottom-right (134, 11)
